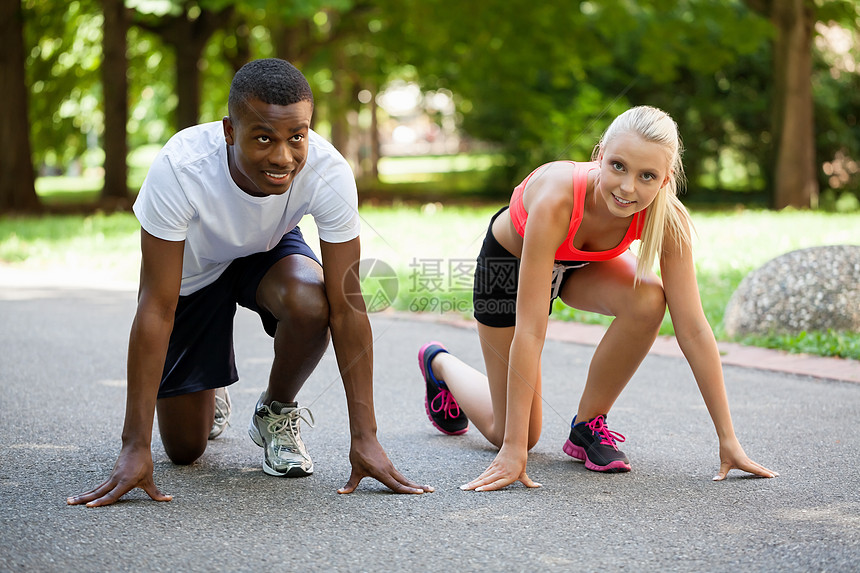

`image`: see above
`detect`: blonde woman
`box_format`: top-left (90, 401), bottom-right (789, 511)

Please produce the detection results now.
top-left (418, 106), bottom-right (777, 491)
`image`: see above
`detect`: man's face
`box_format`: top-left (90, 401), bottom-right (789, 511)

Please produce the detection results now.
top-left (223, 97), bottom-right (313, 197)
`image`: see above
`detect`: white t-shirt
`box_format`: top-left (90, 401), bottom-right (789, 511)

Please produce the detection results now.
top-left (133, 121), bottom-right (360, 295)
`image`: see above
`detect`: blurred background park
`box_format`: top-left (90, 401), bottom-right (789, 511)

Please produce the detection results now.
top-left (1, 0), bottom-right (858, 358)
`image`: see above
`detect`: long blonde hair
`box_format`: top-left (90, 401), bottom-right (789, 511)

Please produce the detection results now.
top-left (592, 106), bottom-right (694, 282)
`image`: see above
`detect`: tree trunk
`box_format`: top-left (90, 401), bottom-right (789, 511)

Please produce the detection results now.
top-left (330, 49), bottom-right (351, 167)
top-left (135, 4), bottom-right (233, 130)
top-left (173, 32), bottom-right (204, 130)
top-left (771, 0), bottom-right (818, 208)
top-left (223, 15), bottom-right (251, 73)
top-left (369, 85), bottom-right (380, 182)
top-left (101, 0), bottom-right (129, 202)
top-left (274, 20), bottom-right (310, 66)
top-left (0, 0), bottom-right (41, 213)
top-left (166, 6), bottom-right (233, 130)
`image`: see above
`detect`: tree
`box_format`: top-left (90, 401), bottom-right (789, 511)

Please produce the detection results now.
top-left (384, 0), bottom-right (772, 189)
top-left (23, 0), bottom-right (103, 177)
top-left (813, 17), bottom-right (860, 204)
top-left (235, 0), bottom-right (388, 178)
top-left (745, 0), bottom-right (819, 208)
top-left (772, 0), bottom-right (818, 209)
top-left (1, 0), bottom-right (41, 213)
top-left (19, 0), bottom-right (856, 211)
top-left (134, 1), bottom-right (234, 130)
top-left (101, 0), bottom-right (129, 202)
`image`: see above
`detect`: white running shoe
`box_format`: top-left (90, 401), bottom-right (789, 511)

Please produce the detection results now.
top-left (248, 395), bottom-right (315, 477)
top-left (208, 387), bottom-right (232, 440)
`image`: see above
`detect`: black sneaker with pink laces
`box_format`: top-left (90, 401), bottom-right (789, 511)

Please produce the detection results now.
top-left (418, 341), bottom-right (469, 435)
top-left (563, 415), bottom-right (631, 472)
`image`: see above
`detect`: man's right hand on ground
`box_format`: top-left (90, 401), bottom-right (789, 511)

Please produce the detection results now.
top-left (337, 435), bottom-right (434, 495)
top-left (66, 445), bottom-right (172, 507)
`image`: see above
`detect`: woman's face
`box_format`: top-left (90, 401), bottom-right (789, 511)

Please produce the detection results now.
top-left (597, 131), bottom-right (671, 217)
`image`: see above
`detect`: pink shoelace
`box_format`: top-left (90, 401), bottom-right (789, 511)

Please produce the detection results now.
top-left (430, 389), bottom-right (462, 419)
top-left (587, 415), bottom-right (626, 450)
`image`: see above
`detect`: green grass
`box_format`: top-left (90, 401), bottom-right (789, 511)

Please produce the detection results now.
top-left (35, 175), bottom-right (102, 205)
top-left (0, 212), bottom-right (141, 279)
top-left (738, 330), bottom-right (860, 359)
top-left (3, 184), bottom-right (859, 360)
top-left (378, 154), bottom-right (503, 178)
top-left (355, 206), bottom-right (860, 360)
top-left (33, 144), bottom-right (159, 206)
top-left (549, 209), bottom-right (860, 359)
top-left (360, 154), bottom-right (508, 203)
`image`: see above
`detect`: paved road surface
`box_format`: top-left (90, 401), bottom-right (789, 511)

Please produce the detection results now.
top-left (1, 285), bottom-right (858, 572)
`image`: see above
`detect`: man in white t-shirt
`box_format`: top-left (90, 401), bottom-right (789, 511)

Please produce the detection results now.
top-left (68, 59), bottom-right (433, 507)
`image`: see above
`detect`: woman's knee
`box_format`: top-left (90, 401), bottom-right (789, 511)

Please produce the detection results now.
top-left (627, 279), bottom-right (666, 327)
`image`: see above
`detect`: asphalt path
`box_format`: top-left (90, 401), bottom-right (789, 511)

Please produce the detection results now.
top-left (1, 284), bottom-right (858, 572)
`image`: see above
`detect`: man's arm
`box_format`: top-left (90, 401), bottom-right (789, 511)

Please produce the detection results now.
top-left (67, 230), bottom-right (184, 506)
top-left (318, 237), bottom-right (433, 494)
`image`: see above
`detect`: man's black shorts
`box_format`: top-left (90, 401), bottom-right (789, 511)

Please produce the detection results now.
top-left (158, 226), bottom-right (320, 399)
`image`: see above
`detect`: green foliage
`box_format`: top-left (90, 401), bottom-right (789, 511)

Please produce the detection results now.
top-left (24, 0), bottom-right (103, 170)
top-left (814, 0), bottom-right (860, 24)
top-left (126, 27), bottom-right (176, 146)
top-left (20, 0), bottom-right (860, 206)
top-left (738, 330), bottom-right (860, 361)
top-left (385, 0), bottom-right (610, 180)
top-left (618, 48), bottom-right (775, 198)
top-left (198, 30), bottom-right (239, 122)
top-left (813, 20), bottom-right (860, 202)
top-left (381, 0), bottom-right (775, 186)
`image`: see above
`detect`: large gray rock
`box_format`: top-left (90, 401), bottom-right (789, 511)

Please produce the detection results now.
top-left (724, 245), bottom-right (860, 337)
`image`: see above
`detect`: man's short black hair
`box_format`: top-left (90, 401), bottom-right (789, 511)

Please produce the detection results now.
top-left (228, 58), bottom-right (314, 119)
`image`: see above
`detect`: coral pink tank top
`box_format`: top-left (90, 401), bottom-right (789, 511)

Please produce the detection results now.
top-left (509, 161), bottom-right (646, 262)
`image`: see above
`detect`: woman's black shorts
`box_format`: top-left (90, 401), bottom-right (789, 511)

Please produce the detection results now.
top-left (472, 207), bottom-right (588, 328)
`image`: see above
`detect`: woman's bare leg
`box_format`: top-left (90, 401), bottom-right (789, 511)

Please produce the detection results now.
top-left (559, 252), bottom-right (666, 421)
top-left (431, 323), bottom-right (542, 450)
